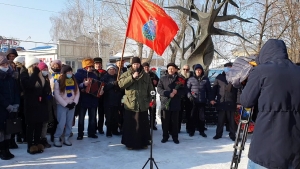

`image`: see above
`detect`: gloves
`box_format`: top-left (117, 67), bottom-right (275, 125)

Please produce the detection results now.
top-left (70, 102), bottom-right (76, 108)
top-left (66, 103), bottom-right (75, 110)
top-left (6, 105), bottom-right (14, 112)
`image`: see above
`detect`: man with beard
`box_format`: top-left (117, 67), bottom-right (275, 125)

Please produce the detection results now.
top-left (187, 64), bottom-right (214, 137)
top-left (178, 64), bottom-right (193, 133)
top-left (93, 58), bottom-right (106, 134)
top-left (118, 57), bottom-right (153, 150)
top-left (157, 63), bottom-right (187, 144)
top-left (142, 62), bottom-right (159, 130)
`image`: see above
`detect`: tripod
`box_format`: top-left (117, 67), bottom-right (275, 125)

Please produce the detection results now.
top-left (142, 91), bottom-right (159, 169)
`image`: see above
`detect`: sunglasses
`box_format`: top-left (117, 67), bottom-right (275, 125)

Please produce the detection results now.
top-left (183, 69), bottom-right (189, 70)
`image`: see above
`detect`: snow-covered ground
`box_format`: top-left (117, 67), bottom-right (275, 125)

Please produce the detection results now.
top-left (1, 115), bottom-right (251, 169)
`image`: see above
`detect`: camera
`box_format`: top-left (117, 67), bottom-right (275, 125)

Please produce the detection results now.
top-left (150, 91), bottom-right (156, 96)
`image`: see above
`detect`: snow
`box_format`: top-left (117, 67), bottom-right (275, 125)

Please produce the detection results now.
top-left (1, 95), bottom-right (251, 168)
top-left (1, 118), bottom-right (251, 169)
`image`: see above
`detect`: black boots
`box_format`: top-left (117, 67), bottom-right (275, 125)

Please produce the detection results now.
top-left (9, 136), bottom-right (18, 149)
top-left (41, 138), bottom-right (51, 148)
top-left (0, 140), bottom-right (14, 160)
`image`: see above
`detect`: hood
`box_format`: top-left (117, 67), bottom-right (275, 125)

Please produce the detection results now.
top-left (193, 64), bottom-right (204, 76)
top-left (256, 39), bottom-right (288, 64)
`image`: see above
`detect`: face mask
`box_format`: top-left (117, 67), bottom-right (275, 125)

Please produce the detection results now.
top-left (42, 71), bottom-right (48, 76)
top-left (52, 68), bottom-right (61, 73)
top-left (66, 74), bottom-right (73, 78)
top-left (0, 67), bottom-right (9, 72)
top-left (224, 67), bottom-right (230, 73)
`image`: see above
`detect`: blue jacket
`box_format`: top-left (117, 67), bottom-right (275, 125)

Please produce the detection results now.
top-left (0, 68), bottom-right (20, 130)
top-left (240, 39), bottom-right (300, 169)
top-left (187, 75), bottom-right (213, 103)
top-left (74, 69), bottom-right (99, 108)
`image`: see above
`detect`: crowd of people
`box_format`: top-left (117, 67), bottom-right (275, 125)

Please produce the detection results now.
top-left (0, 39), bottom-right (299, 169)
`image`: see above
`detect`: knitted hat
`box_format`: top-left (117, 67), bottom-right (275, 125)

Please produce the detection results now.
top-left (25, 55), bottom-right (39, 68)
top-left (38, 62), bottom-right (48, 71)
top-left (82, 58), bottom-right (94, 68)
top-left (193, 64), bottom-right (203, 71)
top-left (131, 57), bottom-right (141, 64)
top-left (61, 65), bottom-right (73, 74)
top-left (13, 56), bottom-right (25, 64)
top-left (6, 48), bottom-right (18, 59)
top-left (106, 64), bottom-right (116, 71)
top-left (50, 60), bottom-right (62, 68)
top-left (142, 62), bottom-right (150, 67)
top-left (167, 63), bottom-right (178, 69)
top-left (94, 57), bottom-right (102, 63)
top-left (0, 55), bottom-right (8, 65)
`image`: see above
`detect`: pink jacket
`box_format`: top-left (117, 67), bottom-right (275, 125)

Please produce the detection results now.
top-left (54, 81), bottom-right (80, 107)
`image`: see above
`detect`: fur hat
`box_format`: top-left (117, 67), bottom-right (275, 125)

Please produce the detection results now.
top-left (106, 64), bottom-right (116, 71)
top-left (50, 60), bottom-right (62, 68)
top-left (61, 65), bottom-right (73, 74)
top-left (94, 57), bottom-right (102, 63)
top-left (13, 56), bottom-right (25, 64)
top-left (82, 58), bottom-right (94, 68)
top-left (38, 62), bottom-right (48, 71)
top-left (0, 55), bottom-right (8, 65)
top-left (142, 62), bottom-right (150, 67)
top-left (167, 63), bottom-right (178, 69)
top-left (25, 55), bottom-right (39, 68)
top-left (131, 57), bottom-right (141, 64)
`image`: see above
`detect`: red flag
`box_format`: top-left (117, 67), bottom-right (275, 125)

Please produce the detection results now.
top-left (126, 0), bottom-right (179, 56)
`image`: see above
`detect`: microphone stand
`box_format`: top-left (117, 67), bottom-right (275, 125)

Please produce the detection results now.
top-left (142, 91), bottom-right (159, 169)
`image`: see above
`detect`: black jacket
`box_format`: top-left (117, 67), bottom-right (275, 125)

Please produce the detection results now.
top-left (148, 71), bottom-right (159, 88)
top-left (212, 72), bottom-right (240, 111)
top-left (240, 39), bottom-right (300, 169)
top-left (101, 73), bottom-right (123, 107)
top-left (157, 73), bottom-right (187, 111)
top-left (20, 66), bottom-right (50, 124)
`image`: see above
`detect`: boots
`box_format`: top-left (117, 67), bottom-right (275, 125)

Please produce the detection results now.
top-left (36, 144), bottom-right (44, 153)
top-left (27, 145), bottom-right (38, 154)
top-left (0, 140), bottom-right (13, 160)
top-left (41, 138), bottom-right (51, 148)
top-left (63, 137), bottom-right (72, 146)
top-left (4, 140), bottom-right (14, 159)
top-left (53, 138), bottom-right (62, 147)
top-left (9, 136), bottom-right (18, 149)
top-left (16, 134), bottom-right (23, 144)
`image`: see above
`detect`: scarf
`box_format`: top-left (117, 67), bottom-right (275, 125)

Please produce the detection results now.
top-left (52, 73), bottom-right (60, 82)
top-left (65, 78), bottom-right (75, 97)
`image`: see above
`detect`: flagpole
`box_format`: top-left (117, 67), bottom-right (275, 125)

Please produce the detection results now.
top-left (117, 0), bottom-right (136, 80)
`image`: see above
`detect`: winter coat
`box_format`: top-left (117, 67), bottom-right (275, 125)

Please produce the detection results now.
top-left (54, 80), bottom-right (80, 107)
top-left (212, 72), bottom-right (241, 111)
top-left (93, 69), bottom-right (106, 79)
top-left (187, 75), bottom-right (213, 103)
top-left (74, 68), bottom-right (99, 108)
top-left (118, 68), bottom-right (153, 112)
top-left (20, 66), bottom-right (50, 124)
top-left (0, 68), bottom-right (20, 130)
top-left (240, 39), bottom-right (300, 169)
top-left (157, 73), bottom-right (187, 111)
top-left (101, 73), bottom-right (123, 107)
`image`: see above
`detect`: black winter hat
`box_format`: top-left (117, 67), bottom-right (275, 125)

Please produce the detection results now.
top-left (167, 63), bottom-right (178, 69)
top-left (61, 65), bottom-right (73, 74)
top-left (224, 62), bottom-right (233, 67)
top-left (131, 57), bottom-right (141, 64)
top-left (94, 57), bottom-right (102, 63)
top-left (142, 62), bottom-right (150, 67)
top-left (193, 64), bottom-right (203, 71)
top-left (6, 48), bottom-right (18, 59)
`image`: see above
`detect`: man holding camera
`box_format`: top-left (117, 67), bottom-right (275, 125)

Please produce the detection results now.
top-left (118, 57), bottom-right (153, 150)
